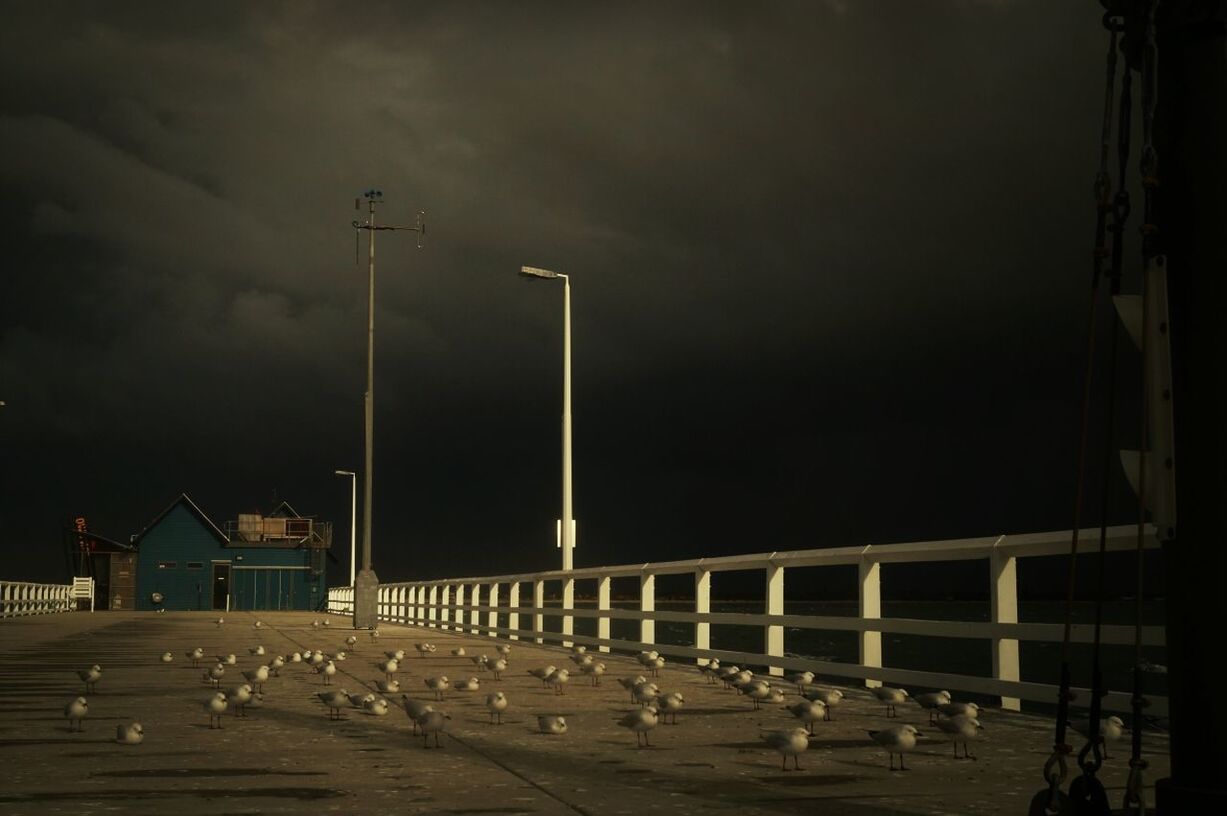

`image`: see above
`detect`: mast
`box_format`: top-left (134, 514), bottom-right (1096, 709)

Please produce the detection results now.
top-left (1154, 1), bottom-right (1227, 811)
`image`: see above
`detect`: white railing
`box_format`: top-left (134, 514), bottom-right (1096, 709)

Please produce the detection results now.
top-left (327, 525), bottom-right (1166, 715)
top-left (1, 580), bottom-right (79, 618)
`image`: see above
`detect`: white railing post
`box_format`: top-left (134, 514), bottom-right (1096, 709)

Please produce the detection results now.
top-left (640, 571), bottom-right (656, 645)
top-left (561, 576), bottom-right (575, 648)
top-left (859, 551), bottom-right (883, 688)
top-left (695, 568), bottom-right (711, 662)
top-left (487, 583), bottom-right (499, 637)
top-left (454, 584), bottom-right (465, 630)
top-left (407, 586), bottom-right (417, 624)
top-left (533, 579), bottom-right (545, 644)
top-left (597, 576), bottom-right (611, 653)
top-left (440, 585), bottom-right (452, 630)
top-left (428, 585), bottom-right (438, 628)
top-left (470, 584), bottom-right (482, 635)
top-left (508, 582), bottom-right (521, 641)
top-left (766, 562), bottom-right (785, 676)
top-left (991, 540), bottom-right (1022, 711)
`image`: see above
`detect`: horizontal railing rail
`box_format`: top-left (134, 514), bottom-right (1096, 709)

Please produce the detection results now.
top-left (1, 580), bottom-right (78, 618)
top-left (328, 525), bottom-right (1167, 716)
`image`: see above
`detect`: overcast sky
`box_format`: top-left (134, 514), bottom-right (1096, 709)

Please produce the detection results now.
top-left (0, 2), bottom-right (1145, 589)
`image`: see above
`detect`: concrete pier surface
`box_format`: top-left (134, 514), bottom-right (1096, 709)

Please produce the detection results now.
top-left (0, 612), bottom-right (1169, 815)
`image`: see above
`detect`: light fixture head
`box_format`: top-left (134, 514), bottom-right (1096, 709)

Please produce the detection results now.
top-left (519, 265), bottom-right (561, 280)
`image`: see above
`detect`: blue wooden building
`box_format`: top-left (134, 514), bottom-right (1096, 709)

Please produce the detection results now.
top-left (133, 494), bottom-right (331, 612)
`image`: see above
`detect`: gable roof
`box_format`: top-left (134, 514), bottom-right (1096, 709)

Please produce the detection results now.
top-left (267, 500), bottom-right (303, 519)
top-left (132, 492), bottom-right (228, 546)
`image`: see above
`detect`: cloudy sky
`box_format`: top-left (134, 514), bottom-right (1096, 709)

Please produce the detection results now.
top-left (0, 2), bottom-right (1143, 587)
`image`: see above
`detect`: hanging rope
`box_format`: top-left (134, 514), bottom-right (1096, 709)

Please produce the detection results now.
top-left (1031, 14), bottom-right (1122, 816)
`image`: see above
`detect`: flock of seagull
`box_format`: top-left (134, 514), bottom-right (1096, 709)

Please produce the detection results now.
top-left (60, 615), bottom-right (1128, 773)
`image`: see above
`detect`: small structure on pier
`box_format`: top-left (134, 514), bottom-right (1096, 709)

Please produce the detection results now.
top-left (133, 493), bottom-right (331, 612)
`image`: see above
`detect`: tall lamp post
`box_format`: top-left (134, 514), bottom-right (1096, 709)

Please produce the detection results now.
top-left (334, 470), bottom-right (357, 588)
top-left (519, 265), bottom-right (576, 642)
top-left (350, 189), bottom-right (424, 629)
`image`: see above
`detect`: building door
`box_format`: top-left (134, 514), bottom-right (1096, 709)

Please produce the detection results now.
top-left (211, 563), bottom-right (230, 610)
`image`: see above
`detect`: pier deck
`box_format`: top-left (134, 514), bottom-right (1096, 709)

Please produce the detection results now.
top-left (0, 612), bottom-right (1169, 815)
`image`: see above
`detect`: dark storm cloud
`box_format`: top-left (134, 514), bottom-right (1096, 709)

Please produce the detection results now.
top-left (0, 2), bottom-right (1139, 585)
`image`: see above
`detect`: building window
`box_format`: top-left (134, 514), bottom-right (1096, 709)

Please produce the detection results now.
top-left (186, 562), bottom-right (204, 569)
top-left (157, 561), bottom-right (177, 569)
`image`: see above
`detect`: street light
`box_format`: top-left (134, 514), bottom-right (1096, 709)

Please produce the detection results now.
top-left (334, 470), bottom-right (357, 588)
top-left (518, 265), bottom-right (575, 572)
top-left (349, 189), bottom-right (425, 629)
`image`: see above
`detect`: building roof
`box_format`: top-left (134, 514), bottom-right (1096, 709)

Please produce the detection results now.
top-left (68, 529), bottom-right (135, 553)
top-left (267, 500), bottom-right (303, 519)
top-left (132, 493), bottom-right (228, 547)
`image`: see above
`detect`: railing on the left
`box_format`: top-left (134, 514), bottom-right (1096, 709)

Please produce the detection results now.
top-left (1, 579), bottom-right (88, 618)
top-left (327, 586), bottom-right (354, 616)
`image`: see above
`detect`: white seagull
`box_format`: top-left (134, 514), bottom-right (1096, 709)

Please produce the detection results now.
top-left (115, 722), bottom-right (143, 744)
top-left (204, 692), bottom-right (228, 728)
top-left (318, 689), bottom-right (350, 720)
top-left (658, 692), bottom-right (685, 725)
top-left (315, 661), bottom-right (337, 685)
top-left (416, 709), bottom-right (450, 748)
top-left (490, 658), bottom-right (508, 680)
top-left (454, 676), bottom-right (481, 692)
top-left (186, 647), bottom-right (205, 667)
top-left (400, 696), bottom-right (434, 735)
top-left (869, 724), bottom-right (922, 770)
top-left (376, 679), bottom-right (400, 694)
top-left (538, 714), bottom-right (568, 735)
top-left (546, 668), bottom-right (570, 695)
top-left (802, 688), bottom-right (843, 720)
top-left (64, 697), bottom-right (88, 731)
top-left (785, 671), bottom-right (816, 693)
top-left (160, 652), bottom-right (174, 664)
top-left (935, 715), bottom-right (982, 759)
top-left (580, 661), bottom-right (605, 686)
top-left (242, 665), bottom-right (269, 693)
top-left (785, 699), bottom-right (827, 734)
top-left (77, 665), bottom-right (102, 693)
top-left (763, 727), bottom-right (810, 771)
top-left (486, 691), bottom-right (508, 724)
top-left (914, 690), bottom-right (953, 724)
top-left (424, 676), bottom-right (449, 700)
top-left (619, 705), bottom-right (659, 747)
top-left (871, 686), bottom-right (910, 718)
top-left (248, 645), bottom-right (266, 657)
top-left (228, 684), bottom-right (253, 718)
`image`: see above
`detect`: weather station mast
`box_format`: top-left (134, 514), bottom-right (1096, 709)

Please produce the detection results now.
top-left (350, 189), bottom-right (425, 630)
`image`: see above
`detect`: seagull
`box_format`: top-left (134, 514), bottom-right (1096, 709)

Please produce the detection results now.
top-left (470, 654), bottom-right (490, 671)
top-left (311, 619), bottom-right (321, 628)
top-left (267, 655), bottom-right (286, 676)
top-left (1071, 715), bottom-right (1127, 760)
top-left (205, 664), bottom-right (226, 688)
top-left (228, 684), bottom-right (253, 718)
top-left (248, 645), bottom-right (266, 657)
top-left (869, 724), bottom-right (922, 770)
top-left (871, 686), bottom-right (909, 718)
top-left (348, 691), bottom-right (377, 710)
top-left (315, 661), bottom-right (337, 685)
top-left (64, 697), bottom-right (88, 731)
top-left (636, 650), bottom-right (658, 667)
top-left (490, 658), bottom-right (508, 680)
top-left (619, 705), bottom-right (659, 747)
top-left (700, 660), bottom-right (722, 684)
top-left (414, 642), bottom-right (435, 657)
top-left (571, 652), bottom-right (593, 667)
top-left (646, 655), bottom-right (666, 677)
top-left (115, 722), bottom-right (144, 744)
top-left (935, 715), bottom-right (982, 759)
top-left (727, 670), bottom-right (756, 690)
top-left (454, 676), bottom-right (480, 692)
top-left (369, 628), bottom-right (381, 643)
top-left (242, 665), bottom-right (269, 693)
top-left (572, 644), bottom-right (587, 655)
top-left (253, 620), bottom-right (263, 629)
top-left (633, 681), bottom-right (660, 708)
top-left (214, 617), bottom-right (225, 628)
top-left (322, 618), bottom-right (331, 627)
top-left (376, 679), bottom-right (400, 694)
top-left (77, 665), bottom-right (102, 693)
top-left (914, 690), bottom-right (953, 724)
top-left (785, 699), bottom-right (827, 734)
top-left (247, 691), bottom-right (265, 710)
top-left (547, 668), bottom-right (570, 695)
top-left (378, 658), bottom-right (399, 681)
top-left (400, 696), bottom-right (435, 735)
top-left (216, 654), bottom-right (237, 666)
top-left (495, 644), bottom-right (511, 658)
top-left (160, 652), bottom-right (174, 664)
top-left (538, 714), bottom-right (568, 735)
top-left (186, 647), bottom-right (205, 667)
top-left (658, 691), bottom-right (685, 724)
top-left (309, 650), bottom-right (325, 666)
top-left (936, 701), bottom-right (980, 719)
top-left (618, 675), bottom-right (649, 702)
top-left (318, 689), bottom-right (350, 720)
top-left (452, 647), bottom-right (467, 657)
top-left (581, 661), bottom-right (606, 686)
top-left (332, 651), bottom-right (347, 662)
top-left (424, 676), bottom-right (449, 700)
top-left (204, 692), bottom-right (228, 728)
top-left (785, 671), bottom-right (815, 693)
top-left (486, 691), bottom-right (508, 724)
top-left (528, 666), bottom-right (557, 687)
top-left (384, 649), bottom-right (406, 662)
top-left (364, 697), bottom-right (390, 716)
top-left (738, 680), bottom-right (775, 710)
top-left (345, 635), bottom-right (358, 651)
top-left (416, 710), bottom-right (449, 748)
top-left (763, 727), bottom-right (810, 771)
top-left (288, 652), bottom-right (303, 663)
top-left (802, 688), bottom-right (843, 720)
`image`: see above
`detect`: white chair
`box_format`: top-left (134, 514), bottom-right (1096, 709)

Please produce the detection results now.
top-left (70, 577), bottom-right (95, 612)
